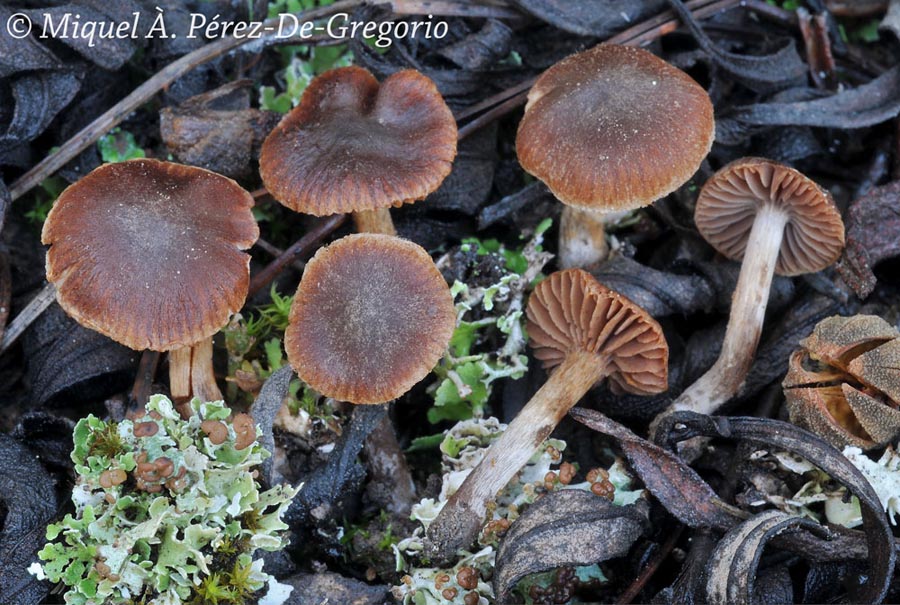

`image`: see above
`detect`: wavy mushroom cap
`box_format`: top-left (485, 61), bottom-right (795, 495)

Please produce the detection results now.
top-left (695, 158), bottom-right (845, 276)
top-left (259, 66), bottom-right (457, 216)
top-left (516, 44), bottom-right (714, 211)
top-left (42, 159), bottom-right (258, 351)
top-left (526, 269), bottom-right (668, 395)
top-left (285, 234), bottom-right (455, 404)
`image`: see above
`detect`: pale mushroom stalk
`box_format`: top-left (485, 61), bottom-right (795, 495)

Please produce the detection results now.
top-left (169, 338), bottom-right (223, 402)
top-left (354, 208), bottom-right (397, 236)
top-left (558, 207), bottom-right (608, 269)
top-left (425, 269), bottom-right (668, 560)
top-left (670, 206), bottom-right (788, 414)
top-left (429, 350), bottom-right (606, 552)
top-left (651, 158), bottom-right (845, 428)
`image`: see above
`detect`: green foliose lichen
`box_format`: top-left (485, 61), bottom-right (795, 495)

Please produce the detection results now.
top-left (32, 395), bottom-right (300, 605)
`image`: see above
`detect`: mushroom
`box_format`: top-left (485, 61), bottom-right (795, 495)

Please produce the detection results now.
top-left (42, 159), bottom-right (258, 403)
top-left (285, 233), bottom-right (456, 513)
top-left (425, 268), bottom-right (668, 558)
top-left (259, 65), bottom-right (457, 236)
top-left (285, 233), bottom-right (456, 403)
top-left (659, 158), bottom-right (844, 420)
top-left (516, 44), bottom-right (714, 269)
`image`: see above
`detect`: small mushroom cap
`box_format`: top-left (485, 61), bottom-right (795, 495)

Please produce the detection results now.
top-left (526, 269), bottom-right (668, 395)
top-left (42, 159), bottom-right (258, 351)
top-left (695, 158), bottom-right (845, 276)
top-left (259, 66), bottom-right (457, 216)
top-left (516, 44), bottom-right (714, 211)
top-left (285, 233), bottom-right (455, 404)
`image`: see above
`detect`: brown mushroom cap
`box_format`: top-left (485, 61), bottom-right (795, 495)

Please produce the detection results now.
top-left (516, 44), bottom-right (714, 211)
top-left (695, 158), bottom-right (845, 276)
top-left (259, 66), bottom-right (457, 216)
top-left (285, 233), bottom-right (455, 404)
top-left (42, 159), bottom-right (258, 351)
top-left (526, 268), bottom-right (668, 395)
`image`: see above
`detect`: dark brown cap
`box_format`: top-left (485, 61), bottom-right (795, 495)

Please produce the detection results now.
top-left (259, 66), bottom-right (457, 216)
top-left (695, 158), bottom-right (845, 276)
top-left (526, 269), bottom-right (668, 395)
top-left (42, 159), bottom-right (258, 351)
top-left (516, 44), bottom-right (714, 211)
top-left (285, 233), bottom-right (455, 404)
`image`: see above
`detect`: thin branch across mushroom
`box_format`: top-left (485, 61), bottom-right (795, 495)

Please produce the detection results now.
top-left (425, 268), bottom-right (667, 559)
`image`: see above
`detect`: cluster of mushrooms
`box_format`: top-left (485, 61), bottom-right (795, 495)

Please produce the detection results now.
top-left (41, 42), bottom-right (850, 563)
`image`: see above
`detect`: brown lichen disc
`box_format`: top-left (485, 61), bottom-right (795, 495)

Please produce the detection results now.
top-left (516, 44), bottom-right (714, 211)
top-left (285, 234), bottom-right (455, 404)
top-left (526, 268), bottom-right (668, 395)
top-left (695, 158), bottom-right (845, 276)
top-left (42, 159), bottom-right (258, 351)
top-left (260, 66), bottom-right (457, 216)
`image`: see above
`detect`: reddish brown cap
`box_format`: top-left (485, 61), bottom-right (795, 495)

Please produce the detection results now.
top-left (285, 233), bottom-right (455, 404)
top-left (695, 158), bottom-right (845, 276)
top-left (526, 269), bottom-right (668, 395)
top-left (259, 66), bottom-right (457, 216)
top-left (516, 44), bottom-right (714, 211)
top-left (42, 159), bottom-right (258, 351)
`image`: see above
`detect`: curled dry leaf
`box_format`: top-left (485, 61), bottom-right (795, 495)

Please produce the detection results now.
top-left (783, 315), bottom-right (900, 450)
top-left (589, 254), bottom-right (716, 318)
top-left (0, 253), bottom-right (9, 344)
top-left (718, 67), bottom-right (900, 144)
top-left (0, 433), bottom-right (57, 605)
top-left (23, 305), bottom-right (138, 408)
top-left (666, 0), bottom-right (806, 91)
top-left (493, 489), bottom-right (648, 602)
top-left (656, 413), bottom-right (896, 604)
top-left (510, 0), bottom-right (666, 38)
top-left (569, 408), bottom-right (737, 530)
top-left (706, 510), bottom-right (831, 605)
top-left (283, 405), bottom-right (386, 529)
top-left (251, 366), bottom-right (294, 488)
top-left (160, 81), bottom-right (280, 180)
top-left (835, 181), bottom-right (900, 298)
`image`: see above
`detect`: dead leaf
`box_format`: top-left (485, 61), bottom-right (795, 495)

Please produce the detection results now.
top-left (511, 0), bottom-right (666, 38)
top-left (0, 433), bottom-right (57, 605)
top-left (494, 489), bottom-right (647, 602)
top-left (706, 510), bottom-right (831, 605)
top-left (835, 181), bottom-right (900, 298)
top-left (569, 408), bottom-right (738, 530)
top-left (656, 413), bottom-right (896, 604)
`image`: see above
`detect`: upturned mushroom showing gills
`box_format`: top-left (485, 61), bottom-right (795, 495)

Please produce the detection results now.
top-left (425, 268), bottom-right (668, 558)
top-left (516, 44), bottom-right (714, 269)
top-left (659, 158), bottom-right (844, 420)
top-left (285, 233), bottom-right (456, 404)
top-left (42, 159), bottom-right (258, 403)
top-left (259, 66), bottom-right (457, 236)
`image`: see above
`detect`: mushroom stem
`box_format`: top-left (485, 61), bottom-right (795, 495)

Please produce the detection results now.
top-left (670, 204), bottom-right (789, 415)
top-left (169, 347), bottom-right (192, 400)
top-left (425, 349), bottom-right (607, 559)
top-left (191, 337), bottom-right (223, 402)
top-left (168, 338), bottom-right (223, 403)
top-left (558, 206), bottom-right (609, 269)
top-left (353, 208), bottom-right (397, 236)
